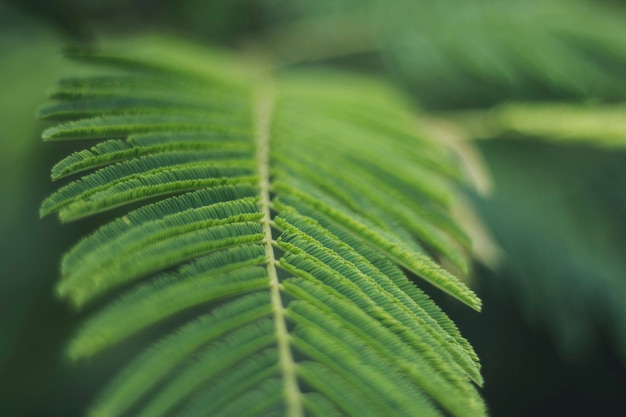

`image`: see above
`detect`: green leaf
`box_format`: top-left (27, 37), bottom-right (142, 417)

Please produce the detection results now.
top-left (428, 101), bottom-right (626, 150)
top-left (42, 36), bottom-right (484, 417)
top-left (482, 102), bottom-right (626, 147)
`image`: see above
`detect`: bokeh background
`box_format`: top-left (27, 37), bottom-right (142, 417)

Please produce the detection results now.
top-left (1, 1), bottom-right (626, 416)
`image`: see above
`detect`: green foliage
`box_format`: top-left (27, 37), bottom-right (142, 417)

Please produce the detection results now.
top-left (266, 0), bottom-right (626, 108)
top-left (475, 140), bottom-right (626, 363)
top-left (443, 102), bottom-right (626, 147)
top-left (41, 36), bottom-right (484, 417)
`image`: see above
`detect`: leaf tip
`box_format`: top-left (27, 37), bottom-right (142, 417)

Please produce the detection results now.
top-left (39, 201), bottom-right (53, 219)
top-left (42, 126), bottom-right (58, 141)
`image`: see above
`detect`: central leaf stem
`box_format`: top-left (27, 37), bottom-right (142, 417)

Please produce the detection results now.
top-left (255, 82), bottom-right (304, 417)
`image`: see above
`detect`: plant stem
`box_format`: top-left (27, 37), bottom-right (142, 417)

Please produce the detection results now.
top-left (255, 82), bottom-right (304, 417)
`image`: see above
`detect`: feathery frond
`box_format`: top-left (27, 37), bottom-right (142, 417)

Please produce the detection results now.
top-left (42, 36), bottom-right (484, 417)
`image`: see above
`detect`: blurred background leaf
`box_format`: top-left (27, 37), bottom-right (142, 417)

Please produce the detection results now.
top-left (474, 140), bottom-right (626, 361)
top-left (438, 102), bottom-right (626, 147)
top-left (465, 139), bottom-right (626, 416)
top-left (263, 0), bottom-right (626, 108)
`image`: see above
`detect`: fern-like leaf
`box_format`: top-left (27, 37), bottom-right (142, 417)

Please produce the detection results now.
top-left (42, 36), bottom-right (484, 417)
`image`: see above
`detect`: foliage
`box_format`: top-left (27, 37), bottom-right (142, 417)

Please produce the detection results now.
top-left (0, 0), bottom-right (621, 416)
top-left (40, 36), bottom-right (485, 417)
top-left (474, 140), bottom-right (626, 363)
top-left (436, 102), bottom-right (626, 147)
top-left (265, 0), bottom-right (626, 108)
